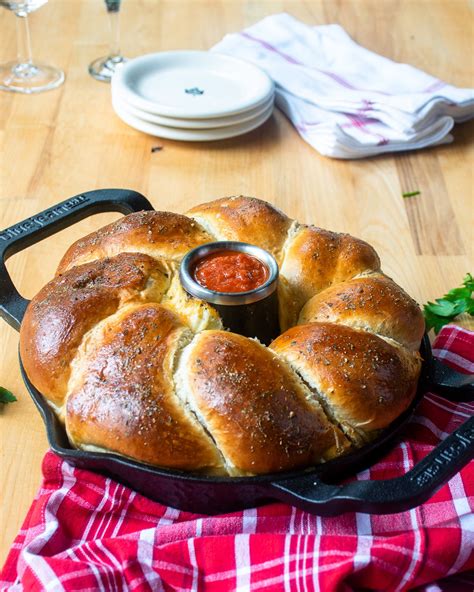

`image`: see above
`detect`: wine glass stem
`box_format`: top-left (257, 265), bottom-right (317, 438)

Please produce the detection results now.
top-left (15, 12), bottom-right (34, 67)
top-left (108, 10), bottom-right (121, 58)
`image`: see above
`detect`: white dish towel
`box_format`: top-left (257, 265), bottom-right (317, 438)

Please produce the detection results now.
top-left (212, 13), bottom-right (474, 159)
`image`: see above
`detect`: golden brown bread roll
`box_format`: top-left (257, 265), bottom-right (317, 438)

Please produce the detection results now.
top-left (298, 273), bottom-right (425, 351)
top-left (20, 253), bottom-right (172, 409)
top-left (66, 304), bottom-right (224, 472)
top-left (57, 210), bottom-right (213, 273)
top-left (279, 225), bottom-right (381, 329)
top-left (270, 323), bottom-right (421, 445)
top-left (175, 331), bottom-right (349, 475)
top-left (187, 195), bottom-right (293, 263)
top-left (19, 196), bottom-right (424, 475)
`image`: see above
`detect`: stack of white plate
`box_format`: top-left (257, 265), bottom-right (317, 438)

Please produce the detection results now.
top-left (111, 51), bottom-right (275, 142)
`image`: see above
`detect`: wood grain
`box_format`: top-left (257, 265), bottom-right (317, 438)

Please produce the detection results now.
top-left (396, 152), bottom-right (464, 256)
top-left (0, 0), bottom-right (473, 565)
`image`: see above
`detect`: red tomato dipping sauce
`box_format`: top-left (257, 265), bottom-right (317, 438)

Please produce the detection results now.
top-left (193, 250), bottom-right (269, 293)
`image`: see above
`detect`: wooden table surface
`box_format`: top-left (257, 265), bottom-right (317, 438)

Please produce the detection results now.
top-left (1, 0), bottom-right (473, 564)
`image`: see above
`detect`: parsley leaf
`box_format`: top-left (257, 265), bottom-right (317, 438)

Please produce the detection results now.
top-left (0, 387), bottom-right (17, 404)
top-left (402, 190), bottom-right (421, 198)
top-left (424, 273), bottom-right (474, 334)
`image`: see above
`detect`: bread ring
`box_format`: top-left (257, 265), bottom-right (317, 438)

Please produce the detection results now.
top-left (20, 196), bottom-right (424, 475)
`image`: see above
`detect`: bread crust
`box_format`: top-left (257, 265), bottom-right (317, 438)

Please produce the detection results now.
top-left (279, 225), bottom-right (381, 329)
top-left (187, 196), bottom-right (293, 263)
top-left (20, 253), bottom-right (171, 408)
top-left (298, 273), bottom-right (425, 351)
top-left (66, 304), bottom-right (224, 472)
top-left (271, 323), bottom-right (421, 443)
top-left (177, 331), bottom-right (348, 474)
top-left (57, 210), bottom-right (213, 273)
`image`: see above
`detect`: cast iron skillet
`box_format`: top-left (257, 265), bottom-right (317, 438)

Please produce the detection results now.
top-left (1, 189), bottom-right (473, 515)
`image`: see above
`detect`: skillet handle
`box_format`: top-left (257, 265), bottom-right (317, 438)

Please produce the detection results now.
top-left (423, 333), bottom-right (474, 401)
top-left (271, 416), bottom-right (474, 515)
top-left (0, 189), bottom-right (153, 331)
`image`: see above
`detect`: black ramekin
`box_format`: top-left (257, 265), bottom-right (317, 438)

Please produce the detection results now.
top-left (179, 241), bottom-right (280, 344)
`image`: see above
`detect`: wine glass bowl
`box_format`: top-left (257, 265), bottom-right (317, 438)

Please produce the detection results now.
top-left (0, 0), bottom-right (47, 12)
top-left (89, 0), bottom-right (127, 82)
top-left (0, 0), bottom-right (64, 93)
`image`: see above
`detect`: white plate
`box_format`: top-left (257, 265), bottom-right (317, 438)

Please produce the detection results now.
top-left (112, 97), bottom-right (274, 141)
top-left (113, 51), bottom-right (274, 119)
top-left (111, 90), bottom-right (274, 129)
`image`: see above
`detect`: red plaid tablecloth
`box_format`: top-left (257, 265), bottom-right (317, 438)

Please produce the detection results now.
top-left (1, 325), bottom-right (473, 592)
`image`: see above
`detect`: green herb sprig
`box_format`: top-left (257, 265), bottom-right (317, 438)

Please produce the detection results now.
top-left (402, 190), bottom-right (421, 198)
top-left (0, 387), bottom-right (17, 405)
top-left (424, 273), bottom-right (474, 334)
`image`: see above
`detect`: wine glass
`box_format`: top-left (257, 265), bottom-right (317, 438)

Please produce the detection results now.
top-left (0, 0), bottom-right (64, 93)
top-left (89, 0), bottom-right (127, 82)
